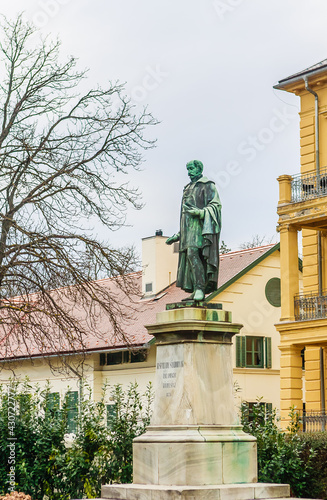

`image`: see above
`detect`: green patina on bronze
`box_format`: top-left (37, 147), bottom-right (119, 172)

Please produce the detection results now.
top-left (166, 160), bottom-right (221, 302)
top-left (166, 302), bottom-right (223, 311)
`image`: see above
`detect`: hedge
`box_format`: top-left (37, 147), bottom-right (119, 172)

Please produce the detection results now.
top-left (0, 379), bottom-right (153, 499)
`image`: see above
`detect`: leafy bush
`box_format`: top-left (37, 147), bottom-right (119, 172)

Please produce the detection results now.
top-left (297, 432), bottom-right (327, 499)
top-left (0, 379), bottom-right (153, 499)
top-left (241, 400), bottom-right (315, 498)
top-left (107, 382), bottom-right (152, 484)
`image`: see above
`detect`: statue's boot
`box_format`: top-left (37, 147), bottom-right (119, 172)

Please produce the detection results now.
top-left (194, 289), bottom-right (205, 301)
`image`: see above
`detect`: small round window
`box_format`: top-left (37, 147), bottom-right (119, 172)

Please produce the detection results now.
top-left (265, 278), bottom-right (281, 307)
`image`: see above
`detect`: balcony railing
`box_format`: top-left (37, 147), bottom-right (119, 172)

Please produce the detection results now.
top-left (294, 291), bottom-right (327, 321)
top-left (301, 410), bottom-right (327, 432)
top-left (291, 166), bottom-right (327, 203)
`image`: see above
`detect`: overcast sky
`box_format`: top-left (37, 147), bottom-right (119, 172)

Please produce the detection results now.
top-left (2, 0), bottom-right (327, 256)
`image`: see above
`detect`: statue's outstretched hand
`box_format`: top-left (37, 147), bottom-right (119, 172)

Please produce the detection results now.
top-left (166, 234), bottom-right (179, 245)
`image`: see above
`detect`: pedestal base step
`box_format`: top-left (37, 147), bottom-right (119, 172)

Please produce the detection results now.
top-left (101, 482), bottom-right (293, 500)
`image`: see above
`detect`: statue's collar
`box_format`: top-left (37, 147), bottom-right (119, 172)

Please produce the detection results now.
top-left (197, 176), bottom-right (210, 183)
top-left (186, 176), bottom-right (211, 187)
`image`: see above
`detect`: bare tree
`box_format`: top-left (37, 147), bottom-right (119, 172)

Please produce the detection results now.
top-left (239, 234), bottom-right (277, 250)
top-left (0, 15), bottom-right (157, 367)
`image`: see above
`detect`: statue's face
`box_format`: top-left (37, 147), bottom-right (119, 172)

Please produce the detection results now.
top-left (186, 162), bottom-right (202, 182)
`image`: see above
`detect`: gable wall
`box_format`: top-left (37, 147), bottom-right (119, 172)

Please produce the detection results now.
top-left (210, 250), bottom-right (283, 412)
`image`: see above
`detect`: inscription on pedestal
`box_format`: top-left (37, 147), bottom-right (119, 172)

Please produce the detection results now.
top-left (157, 359), bottom-right (184, 395)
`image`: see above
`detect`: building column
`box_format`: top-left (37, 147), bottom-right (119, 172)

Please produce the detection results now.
top-left (277, 174), bottom-right (292, 205)
top-left (305, 346), bottom-right (323, 411)
top-left (279, 224), bottom-right (299, 322)
top-left (280, 345), bottom-right (303, 429)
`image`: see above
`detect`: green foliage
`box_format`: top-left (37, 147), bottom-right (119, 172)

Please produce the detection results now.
top-left (219, 240), bottom-right (231, 254)
top-left (0, 379), bottom-right (153, 499)
top-left (241, 400), bottom-right (315, 498)
top-left (297, 432), bottom-right (327, 499)
top-left (107, 382), bottom-right (153, 484)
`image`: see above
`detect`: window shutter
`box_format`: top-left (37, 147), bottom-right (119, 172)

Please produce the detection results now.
top-left (107, 404), bottom-right (117, 429)
top-left (236, 336), bottom-right (245, 368)
top-left (19, 394), bottom-right (31, 412)
top-left (236, 336), bottom-right (241, 367)
top-left (66, 390), bottom-right (78, 407)
top-left (241, 401), bottom-right (250, 423)
top-left (47, 392), bottom-right (60, 411)
top-left (66, 391), bottom-right (78, 433)
top-left (241, 337), bottom-right (246, 367)
top-left (265, 337), bottom-right (272, 368)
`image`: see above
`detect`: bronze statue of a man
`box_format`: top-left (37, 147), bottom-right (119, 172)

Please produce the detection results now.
top-left (166, 160), bottom-right (221, 301)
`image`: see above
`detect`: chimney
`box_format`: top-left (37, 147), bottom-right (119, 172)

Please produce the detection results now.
top-left (142, 230), bottom-right (179, 296)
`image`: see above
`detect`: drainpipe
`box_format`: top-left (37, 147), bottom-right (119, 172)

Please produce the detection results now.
top-left (304, 77), bottom-right (325, 417)
top-left (303, 77), bottom-right (322, 296)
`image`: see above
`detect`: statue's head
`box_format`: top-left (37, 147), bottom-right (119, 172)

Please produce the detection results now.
top-left (186, 160), bottom-right (203, 182)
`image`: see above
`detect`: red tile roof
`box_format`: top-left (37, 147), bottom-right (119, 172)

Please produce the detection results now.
top-left (0, 244), bottom-right (279, 360)
top-left (217, 244), bottom-right (278, 289)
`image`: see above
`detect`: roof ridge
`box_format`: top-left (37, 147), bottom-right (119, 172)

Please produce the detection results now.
top-left (220, 243), bottom-right (276, 258)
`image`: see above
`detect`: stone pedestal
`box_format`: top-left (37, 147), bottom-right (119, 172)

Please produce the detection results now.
top-left (133, 305), bottom-right (256, 486)
top-left (102, 304), bottom-right (291, 500)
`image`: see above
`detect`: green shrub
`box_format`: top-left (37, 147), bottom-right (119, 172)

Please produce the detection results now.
top-left (0, 380), bottom-right (68, 499)
top-left (241, 400), bottom-right (315, 498)
top-left (107, 382), bottom-right (153, 484)
top-left (0, 378), bottom-right (153, 499)
top-left (297, 432), bottom-right (327, 499)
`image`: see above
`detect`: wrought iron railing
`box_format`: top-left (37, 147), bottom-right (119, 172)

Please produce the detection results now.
top-left (294, 291), bottom-right (327, 321)
top-left (291, 166), bottom-right (327, 203)
top-left (301, 410), bottom-right (327, 432)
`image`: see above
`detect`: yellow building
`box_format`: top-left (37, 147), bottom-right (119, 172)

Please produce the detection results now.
top-left (275, 59), bottom-right (327, 428)
top-left (0, 234), bottom-right (286, 423)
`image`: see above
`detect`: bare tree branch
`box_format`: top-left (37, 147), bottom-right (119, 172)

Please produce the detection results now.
top-left (0, 14), bottom-right (157, 372)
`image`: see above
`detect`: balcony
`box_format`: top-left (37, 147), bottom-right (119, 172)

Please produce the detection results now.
top-left (301, 410), bottom-right (327, 432)
top-left (277, 169), bottom-right (327, 231)
top-left (291, 167), bottom-right (327, 203)
top-left (294, 291), bottom-right (327, 321)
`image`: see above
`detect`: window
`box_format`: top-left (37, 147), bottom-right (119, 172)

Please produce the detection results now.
top-left (131, 350), bottom-right (147, 363)
top-left (236, 336), bottom-right (272, 368)
top-left (301, 347), bottom-right (305, 370)
top-left (242, 401), bottom-right (273, 423)
top-left (45, 391), bottom-right (79, 432)
top-left (145, 283), bottom-right (153, 293)
top-left (106, 351), bottom-right (129, 365)
top-left (265, 278), bottom-right (281, 307)
top-left (100, 350), bottom-right (147, 366)
top-left (246, 336), bottom-right (263, 367)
